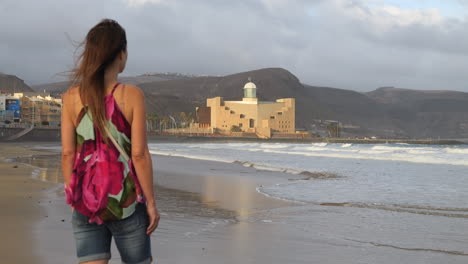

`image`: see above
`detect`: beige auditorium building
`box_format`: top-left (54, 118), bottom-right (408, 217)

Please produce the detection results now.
top-left (196, 80), bottom-right (295, 138)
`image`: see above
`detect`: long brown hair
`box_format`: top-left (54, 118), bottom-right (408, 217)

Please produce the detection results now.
top-left (71, 19), bottom-right (127, 141)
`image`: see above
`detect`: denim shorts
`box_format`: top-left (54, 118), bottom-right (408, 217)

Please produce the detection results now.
top-left (72, 202), bottom-right (152, 264)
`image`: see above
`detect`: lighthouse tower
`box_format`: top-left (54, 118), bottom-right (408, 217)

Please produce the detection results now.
top-left (242, 77), bottom-right (258, 102)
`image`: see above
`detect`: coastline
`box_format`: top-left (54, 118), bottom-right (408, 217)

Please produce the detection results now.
top-left (132, 134), bottom-right (468, 145)
top-left (1, 127), bottom-right (467, 145)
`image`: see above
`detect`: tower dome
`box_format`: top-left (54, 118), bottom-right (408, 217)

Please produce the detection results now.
top-left (243, 78), bottom-right (257, 99)
top-left (244, 82), bottom-right (257, 89)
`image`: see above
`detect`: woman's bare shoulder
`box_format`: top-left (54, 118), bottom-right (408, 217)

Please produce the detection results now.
top-left (62, 86), bottom-right (80, 103)
top-left (64, 85), bottom-right (79, 94)
top-left (124, 84), bottom-right (143, 95)
top-left (123, 84), bottom-right (145, 103)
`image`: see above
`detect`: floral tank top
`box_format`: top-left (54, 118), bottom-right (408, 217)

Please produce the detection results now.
top-left (65, 83), bottom-right (145, 225)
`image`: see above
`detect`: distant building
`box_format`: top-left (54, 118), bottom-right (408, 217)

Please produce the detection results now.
top-left (0, 92), bottom-right (62, 126)
top-left (195, 79), bottom-right (296, 138)
top-left (5, 96), bottom-right (21, 122)
top-left (0, 95), bottom-right (5, 111)
top-left (195, 106), bottom-right (211, 128)
top-left (19, 94), bottom-right (62, 126)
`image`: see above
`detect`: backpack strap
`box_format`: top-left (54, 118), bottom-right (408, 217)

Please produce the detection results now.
top-left (103, 124), bottom-right (130, 162)
top-left (110, 82), bottom-right (121, 95)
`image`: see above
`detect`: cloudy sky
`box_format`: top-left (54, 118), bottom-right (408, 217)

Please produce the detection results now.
top-left (1, 0), bottom-right (468, 92)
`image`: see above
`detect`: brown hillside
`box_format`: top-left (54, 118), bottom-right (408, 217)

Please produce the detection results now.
top-left (23, 68), bottom-right (468, 139)
top-left (0, 73), bottom-right (34, 93)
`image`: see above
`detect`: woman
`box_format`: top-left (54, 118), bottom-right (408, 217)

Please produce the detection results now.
top-left (61, 19), bottom-right (160, 264)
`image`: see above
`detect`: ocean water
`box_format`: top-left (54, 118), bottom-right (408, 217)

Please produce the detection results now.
top-left (148, 142), bottom-right (468, 213)
top-left (148, 142), bottom-right (468, 261)
top-left (35, 141), bottom-right (468, 215)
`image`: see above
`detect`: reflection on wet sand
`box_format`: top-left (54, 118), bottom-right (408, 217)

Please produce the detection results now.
top-left (15, 153), bottom-right (293, 255)
top-left (14, 154), bottom-right (63, 184)
top-left (155, 184), bottom-right (237, 220)
top-left (20, 153), bottom-right (271, 258)
top-left (201, 173), bottom-right (268, 218)
top-left (14, 154), bottom-right (241, 221)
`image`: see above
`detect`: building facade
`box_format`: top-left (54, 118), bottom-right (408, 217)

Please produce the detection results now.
top-left (5, 96), bottom-right (21, 122)
top-left (200, 81), bottom-right (295, 138)
top-left (0, 95), bottom-right (5, 111)
top-left (0, 92), bottom-right (62, 126)
top-left (19, 94), bottom-right (62, 126)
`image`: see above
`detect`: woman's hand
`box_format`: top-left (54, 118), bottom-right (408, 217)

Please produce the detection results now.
top-left (146, 201), bottom-right (160, 235)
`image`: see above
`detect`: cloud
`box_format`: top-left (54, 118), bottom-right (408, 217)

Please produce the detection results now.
top-left (126, 0), bottom-right (166, 7)
top-left (1, 0), bottom-right (468, 92)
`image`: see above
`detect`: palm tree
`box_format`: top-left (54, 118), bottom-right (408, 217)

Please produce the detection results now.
top-left (146, 113), bottom-right (160, 131)
top-left (326, 123), bottom-right (341, 138)
top-left (186, 112), bottom-right (194, 126)
top-left (179, 112), bottom-right (187, 128)
top-left (160, 116), bottom-right (170, 132)
top-left (176, 111), bottom-right (195, 128)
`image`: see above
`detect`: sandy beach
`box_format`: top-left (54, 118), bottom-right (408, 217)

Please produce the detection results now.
top-left (0, 143), bottom-right (62, 263)
top-left (0, 142), bottom-right (298, 263)
top-left (1, 141), bottom-right (468, 264)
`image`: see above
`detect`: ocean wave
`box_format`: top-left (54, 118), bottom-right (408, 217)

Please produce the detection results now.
top-left (246, 148), bottom-right (263, 152)
top-left (232, 160), bottom-right (311, 175)
top-left (444, 148), bottom-right (468, 154)
top-left (31, 145), bottom-right (62, 152)
top-left (371, 145), bottom-right (412, 151)
top-left (368, 145), bottom-right (440, 155)
top-left (259, 144), bottom-right (290, 149)
top-left (151, 146), bottom-right (468, 166)
top-left (405, 149), bottom-right (438, 154)
top-left (255, 186), bottom-right (307, 205)
top-left (150, 148), bottom-right (329, 176)
top-left (301, 147), bottom-right (329, 152)
top-left (149, 142), bottom-right (468, 171)
top-left (311, 143), bottom-right (328, 147)
top-left (257, 184), bottom-right (468, 218)
top-left (226, 143), bottom-right (256, 147)
top-left (318, 202), bottom-right (468, 218)
top-left (256, 149), bottom-right (468, 166)
top-left (148, 150), bottom-right (233, 164)
top-left (195, 144), bottom-right (226, 149)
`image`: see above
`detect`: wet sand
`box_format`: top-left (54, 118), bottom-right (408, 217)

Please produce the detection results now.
top-left (2, 142), bottom-right (468, 263)
top-left (0, 142), bottom-right (298, 263)
top-left (0, 143), bottom-right (60, 263)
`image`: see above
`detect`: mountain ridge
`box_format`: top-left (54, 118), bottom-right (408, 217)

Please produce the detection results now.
top-left (2, 68), bottom-right (467, 139)
top-left (0, 73), bottom-right (34, 93)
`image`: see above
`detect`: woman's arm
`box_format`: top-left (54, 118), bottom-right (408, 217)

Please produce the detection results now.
top-left (130, 86), bottom-right (155, 204)
top-left (61, 89), bottom-right (76, 189)
top-left (129, 86), bottom-right (160, 234)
